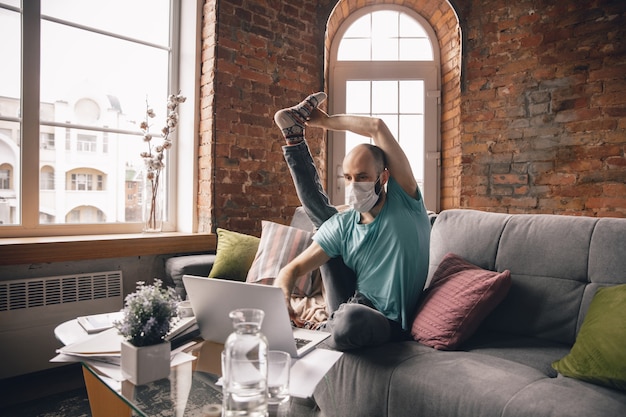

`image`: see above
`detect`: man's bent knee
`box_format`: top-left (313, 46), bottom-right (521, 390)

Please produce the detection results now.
top-left (327, 304), bottom-right (390, 351)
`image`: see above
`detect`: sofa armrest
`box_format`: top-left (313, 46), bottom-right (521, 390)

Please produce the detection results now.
top-left (165, 254), bottom-right (217, 299)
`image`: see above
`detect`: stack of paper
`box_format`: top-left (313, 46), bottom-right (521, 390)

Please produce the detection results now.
top-left (54, 334), bottom-right (199, 382)
top-left (57, 316), bottom-right (198, 365)
top-left (57, 327), bottom-right (123, 364)
top-left (166, 316), bottom-right (199, 342)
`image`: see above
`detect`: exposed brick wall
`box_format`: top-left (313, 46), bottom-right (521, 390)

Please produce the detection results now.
top-left (199, 0), bottom-right (626, 236)
top-left (456, 0), bottom-right (626, 216)
top-left (198, 0), bottom-right (334, 234)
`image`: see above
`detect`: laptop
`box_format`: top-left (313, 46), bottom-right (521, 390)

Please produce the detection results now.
top-left (182, 275), bottom-right (330, 357)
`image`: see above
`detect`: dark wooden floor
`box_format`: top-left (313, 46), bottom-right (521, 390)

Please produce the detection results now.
top-left (0, 364), bottom-right (91, 417)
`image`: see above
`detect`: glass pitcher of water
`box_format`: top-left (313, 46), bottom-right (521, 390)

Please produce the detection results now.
top-left (222, 308), bottom-right (268, 417)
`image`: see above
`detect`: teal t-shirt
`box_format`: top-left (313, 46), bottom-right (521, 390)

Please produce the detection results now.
top-left (313, 177), bottom-right (431, 330)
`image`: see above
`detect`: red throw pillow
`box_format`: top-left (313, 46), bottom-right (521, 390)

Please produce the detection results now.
top-left (411, 252), bottom-right (512, 350)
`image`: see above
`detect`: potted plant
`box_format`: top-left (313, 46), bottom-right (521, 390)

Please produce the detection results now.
top-left (114, 279), bottom-right (180, 385)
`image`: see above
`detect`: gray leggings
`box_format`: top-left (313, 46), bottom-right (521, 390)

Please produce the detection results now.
top-left (283, 141), bottom-right (407, 350)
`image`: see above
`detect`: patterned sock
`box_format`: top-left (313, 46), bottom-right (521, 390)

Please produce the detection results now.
top-left (274, 92), bottom-right (327, 145)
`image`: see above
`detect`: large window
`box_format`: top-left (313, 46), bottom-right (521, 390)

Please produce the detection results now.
top-left (0, 0), bottom-right (196, 236)
top-left (329, 6), bottom-right (441, 211)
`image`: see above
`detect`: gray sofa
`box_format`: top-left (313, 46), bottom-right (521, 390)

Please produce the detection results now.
top-left (313, 209), bottom-right (626, 417)
top-left (165, 208), bottom-right (626, 417)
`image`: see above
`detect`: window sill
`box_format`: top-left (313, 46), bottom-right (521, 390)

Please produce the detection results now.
top-left (0, 232), bottom-right (216, 266)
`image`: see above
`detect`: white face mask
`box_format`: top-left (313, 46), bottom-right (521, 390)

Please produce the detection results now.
top-left (345, 177), bottom-right (381, 213)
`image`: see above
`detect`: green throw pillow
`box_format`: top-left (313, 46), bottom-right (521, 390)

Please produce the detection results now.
top-left (552, 284), bottom-right (626, 391)
top-left (208, 228), bottom-right (260, 282)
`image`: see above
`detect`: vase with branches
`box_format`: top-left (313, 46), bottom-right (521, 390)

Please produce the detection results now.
top-left (140, 92), bottom-right (186, 232)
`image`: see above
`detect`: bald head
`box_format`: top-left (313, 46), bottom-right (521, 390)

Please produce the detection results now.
top-left (344, 144), bottom-right (386, 174)
top-left (342, 143), bottom-right (388, 187)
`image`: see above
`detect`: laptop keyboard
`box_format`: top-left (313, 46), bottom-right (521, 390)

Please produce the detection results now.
top-left (295, 337), bottom-right (311, 349)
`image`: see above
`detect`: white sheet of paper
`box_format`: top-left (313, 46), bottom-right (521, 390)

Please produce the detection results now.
top-left (51, 352), bottom-right (197, 382)
top-left (86, 360), bottom-right (125, 381)
top-left (59, 327), bottom-right (123, 355)
top-left (289, 348), bottom-right (343, 399)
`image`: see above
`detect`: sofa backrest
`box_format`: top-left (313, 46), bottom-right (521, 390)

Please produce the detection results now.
top-left (290, 207), bottom-right (316, 232)
top-left (428, 209), bottom-right (626, 346)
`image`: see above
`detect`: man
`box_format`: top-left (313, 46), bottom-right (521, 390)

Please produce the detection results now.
top-left (273, 92), bottom-right (431, 350)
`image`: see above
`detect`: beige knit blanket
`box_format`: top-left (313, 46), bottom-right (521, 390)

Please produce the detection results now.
top-left (290, 293), bottom-right (328, 329)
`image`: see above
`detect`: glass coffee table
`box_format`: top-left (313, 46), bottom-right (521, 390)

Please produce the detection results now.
top-left (56, 320), bottom-right (320, 417)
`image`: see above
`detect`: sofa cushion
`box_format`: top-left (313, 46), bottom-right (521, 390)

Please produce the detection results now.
top-left (246, 221), bottom-right (321, 297)
top-left (428, 209), bottom-right (510, 284)
top-left (387, 347), bottom-right (549, 417)
top-left (501, 375), bottom-right (626, 417)
top-left (463, 331), bottom-right (570, 377)
top-left (290, 206), bottom-right (316, 232)
top-left (313, 342), bottom-right (432, 417)
top-left (208, 228), bottom-right (260, 282)
top-left (488, 213), bottom-right (598, 345)
top-left (411, 252), bottom-right (512, 350)
top-left (552, 284), bottom-right (626, 392)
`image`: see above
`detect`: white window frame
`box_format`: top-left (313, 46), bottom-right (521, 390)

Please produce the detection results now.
top-left (76, 134), bottom-right (97, 153)
top-left (0, 0), bottom-right (201, 237)
top-left (71, 173), bottom-right (92, 191)
top-left (328, 5), bottom-right (441, 212)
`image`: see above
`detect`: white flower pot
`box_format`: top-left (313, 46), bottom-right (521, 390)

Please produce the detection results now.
top-left (121, 339), bottom-right (171, 385)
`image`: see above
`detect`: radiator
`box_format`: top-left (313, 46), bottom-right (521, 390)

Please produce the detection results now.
top-left (0, 271), bottom-right (123, 379)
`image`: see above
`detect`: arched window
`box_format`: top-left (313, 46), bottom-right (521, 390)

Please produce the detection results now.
top-left (0, 163), bottom-right (12, 190)
top-left (40, 166), bottom-right (55, 190)
top-left (328, 6), bottom-right (441, 211)
top-left (66, 168), bottom-right (106, 191)
top-left (66, 205), bottom-right (106, 223)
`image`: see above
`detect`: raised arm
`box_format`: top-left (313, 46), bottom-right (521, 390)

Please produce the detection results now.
top-left (307, 109), bottom-right (418, 198)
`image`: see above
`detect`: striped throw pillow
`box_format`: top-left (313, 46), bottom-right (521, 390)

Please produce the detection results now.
top-left (246, 221), bottom-right (322, 297)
